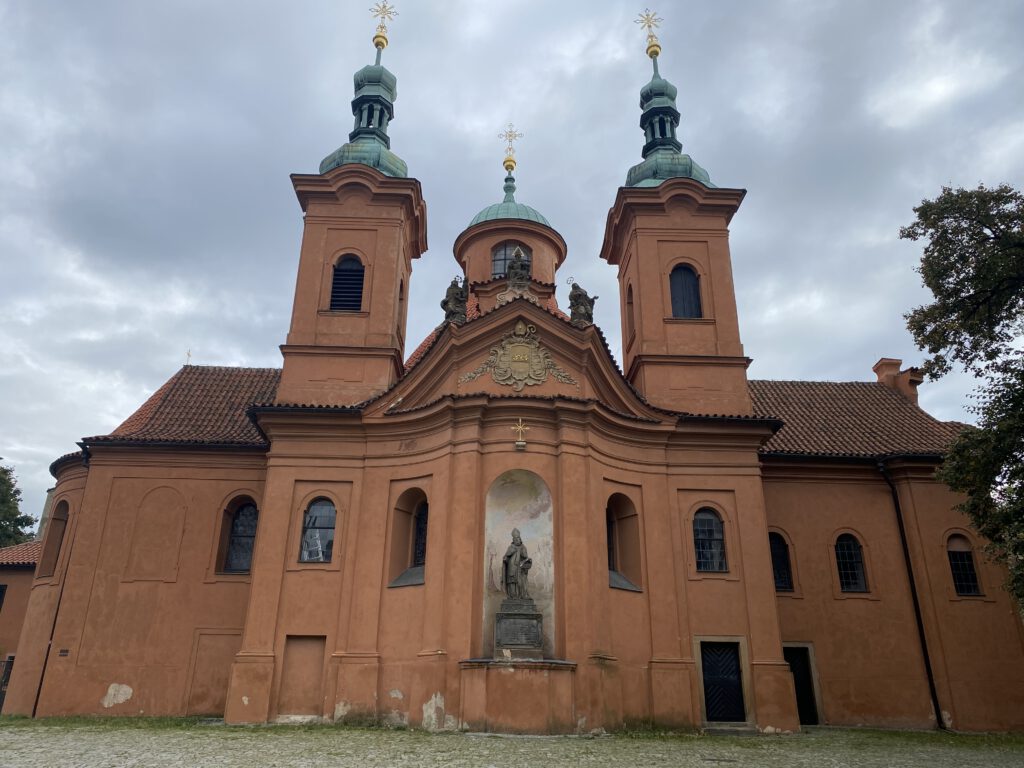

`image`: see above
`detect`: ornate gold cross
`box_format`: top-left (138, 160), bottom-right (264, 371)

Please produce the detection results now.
top-left (370, 1), bottom-right (398, 32)
top-left (370, 1), bottom-right (397, 48)
top-left (499, 122), bottom-right (524, 158)
top-left (635, 8), bottom-right (663, 57)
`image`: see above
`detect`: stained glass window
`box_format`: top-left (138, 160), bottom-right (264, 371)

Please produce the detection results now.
top-left (223, 503), bottom-right (258, 573)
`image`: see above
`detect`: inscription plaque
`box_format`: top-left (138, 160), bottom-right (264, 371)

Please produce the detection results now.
top-left (495, 613), bottom-right (543, 648)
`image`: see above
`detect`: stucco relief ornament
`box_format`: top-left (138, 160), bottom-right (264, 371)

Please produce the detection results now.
top-left (459, 320), bottom-right (579, 392)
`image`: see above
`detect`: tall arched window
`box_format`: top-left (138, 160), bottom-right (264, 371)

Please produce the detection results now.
top-left (221, 500), bottom-right (259, 573)
top-left (693, 508), bottom-right (727, 572)
top-left (491, 241), bottom-right (532, 279)
top-left (625, 284), bottom-right (636, 339)
top-left (947, 534), bottom-right (982, 596)
top-left (37, 500), bottom-right (69, 578)
top-left (768, 532), bottom-right (793, 592)
top-left (606, 493), bottom-right (642, 590)
top-left (412, 501), bottom-right (429, 569)
top-left (670, 264), bottom-right (702, 318)
top-left (388, 488), bottom-right (429, 587)
top-left (835, 533), bottom-right (867, 592)
top-left (330, 255), bottom-right (365, 311)
top-left (299, 498), bottom-right (337, 563)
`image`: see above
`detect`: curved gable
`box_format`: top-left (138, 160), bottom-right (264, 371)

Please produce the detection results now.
top-left (365, 299), bottom-right (663, 421)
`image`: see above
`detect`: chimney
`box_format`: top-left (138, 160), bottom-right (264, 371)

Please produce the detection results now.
top-left (873, 357), bottom-right (925, 405)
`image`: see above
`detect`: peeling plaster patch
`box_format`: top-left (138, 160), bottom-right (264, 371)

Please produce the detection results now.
top-left (759, 725), bottom-right (792, 735)
top-left (942, 710), bottom-right (953, 729)
top-left (334, 701), bottom-right (351, 720)
top-left (421, 692), bottom-right (450, 731)
top-left (275, 714), bottom-right (322, 724)
top-left (384, 709), bottom-right (409, 727)
top-left (241, 696), bottom-right (249, 706)
top-left (100, 683), bottom-right (133, 708)
top-left (389, 689), bottom-right (404, 700)
top-left (576, 716), bottom-right (587, 734)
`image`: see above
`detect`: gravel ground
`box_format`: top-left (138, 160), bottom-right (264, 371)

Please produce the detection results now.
top-left (2, 721), bottom-right (1024, 768)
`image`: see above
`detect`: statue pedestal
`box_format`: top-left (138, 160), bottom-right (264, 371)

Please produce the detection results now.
top-left (494, 598), bottom-right (543, 660)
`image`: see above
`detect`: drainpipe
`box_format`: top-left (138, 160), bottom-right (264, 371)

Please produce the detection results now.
top-left (877, 458), bottom-right (946, 730)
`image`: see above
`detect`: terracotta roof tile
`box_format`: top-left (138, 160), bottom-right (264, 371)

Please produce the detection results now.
top-left (404, 326), bottom-right (445, 374)
top-left (749, 380), bottom-right (963, 457)
top-left (0, 540), bottom-right (42, 566)
top-left (74, 364), bottom-right (962, 461)
top-left (88, 366), bottom-right (280, 446)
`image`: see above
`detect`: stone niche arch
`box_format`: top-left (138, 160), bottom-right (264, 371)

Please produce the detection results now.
top-left (482, 470), bottom-right (554, 658)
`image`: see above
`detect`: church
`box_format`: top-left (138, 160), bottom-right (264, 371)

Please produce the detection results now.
top-left (4, 9), bottom-right (1024, 733)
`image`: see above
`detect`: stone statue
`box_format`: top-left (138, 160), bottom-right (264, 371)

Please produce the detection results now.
top-left (502, 528), bottom-right (532, 600)
top-left (506, 248), bottom-right (530, 287)
top-left (569, 282), bottom-right (597, 326)
top-left (440, 278), bottom-right (467, 325)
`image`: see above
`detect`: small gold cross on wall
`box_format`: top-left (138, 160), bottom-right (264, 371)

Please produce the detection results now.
top-left (511, 418), bottom-right (530, 449)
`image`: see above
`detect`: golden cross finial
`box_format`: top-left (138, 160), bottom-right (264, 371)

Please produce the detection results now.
top-left (370, 1), bottom-right (398, 49)
top-left (636, 8), bottom-right (663, 58)
top-left (499, 123), bottom-right (523, 172)
top-left (511, 418), bottom-right (530, 441)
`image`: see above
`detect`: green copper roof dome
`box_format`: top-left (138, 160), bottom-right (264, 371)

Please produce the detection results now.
top-left (625, 54), bottom-right (715, 188)
top-left (468, 172), bottom-right (551, 228)
top-left (320, 45), bottom-right (408, 177)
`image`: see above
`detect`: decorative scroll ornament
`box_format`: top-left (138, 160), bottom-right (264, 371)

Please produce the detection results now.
top-left (459, 320), bottom-right (579, 392)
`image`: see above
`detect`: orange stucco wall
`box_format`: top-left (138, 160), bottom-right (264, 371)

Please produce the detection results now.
top-left (764, 460), bottom-right (1024, 731)
top-left (0, 566), bottom-right (35, 660)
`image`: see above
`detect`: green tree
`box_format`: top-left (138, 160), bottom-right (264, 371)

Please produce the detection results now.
top-left (901, 183), bottom-right (1024, 601)
top-left (0, 460), bottom-right (35, 548)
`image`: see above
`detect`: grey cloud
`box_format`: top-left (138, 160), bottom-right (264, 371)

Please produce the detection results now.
top-left (2, 0), bottom-right (1022, 519)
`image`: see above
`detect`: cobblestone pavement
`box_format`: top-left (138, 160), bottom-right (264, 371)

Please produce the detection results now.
top-left (2, 721), bottom-right (1024, 768)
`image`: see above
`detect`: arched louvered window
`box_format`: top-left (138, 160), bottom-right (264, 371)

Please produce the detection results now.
top-left (491, 241), bottom-right (532, 279)
top-left (299, 498), bottom-right (337, 563)
top-left (670, 264), bottom-right (702, 318)
top-left (947, 534), bottom-right (982, 596)
top-left (693, 508), bottom-right (727, 572)
top-left (221, 500), bottom-right (259, 573)
top-left (835, 533), bottom-right (867, 592)
top-left (768, 532), bottom-right (793, 592)
top-left (330, 255), bottom-right (364, 311)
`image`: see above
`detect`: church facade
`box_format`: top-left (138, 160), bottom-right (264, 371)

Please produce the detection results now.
top-left (5, 20), bottom-right (1024, 733)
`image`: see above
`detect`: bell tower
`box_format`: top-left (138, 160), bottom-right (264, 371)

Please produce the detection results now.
top-left (276, 6), bottom-right (427, 406)
top-left (599, 18), bottom-right (751, 416)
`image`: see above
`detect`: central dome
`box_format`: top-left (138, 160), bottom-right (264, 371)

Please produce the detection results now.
top-left (467, 172), bottom-right (552, 229)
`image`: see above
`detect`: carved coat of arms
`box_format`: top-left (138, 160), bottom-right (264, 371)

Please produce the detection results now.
top-left (460, 320), bottom-right (579, 392)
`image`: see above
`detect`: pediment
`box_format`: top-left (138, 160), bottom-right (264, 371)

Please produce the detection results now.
top-left (364, 299), bottom-right (663, 421)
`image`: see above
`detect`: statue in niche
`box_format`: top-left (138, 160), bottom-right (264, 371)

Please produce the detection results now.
top-left (568, 282), bottom-right (598, 326)
top-left (506, 248), bottom-right (530, 288)
top-left (502, 528), bottom-right (533, 600)
top-left (441, 277), bottom-right (467, 325)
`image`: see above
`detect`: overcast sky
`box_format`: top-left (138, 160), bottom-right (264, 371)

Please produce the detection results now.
top-left (2, 0), bottom-right (1023, 522)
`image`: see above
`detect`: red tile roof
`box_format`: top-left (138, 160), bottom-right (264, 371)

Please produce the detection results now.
top-left (87, 366), bottom-right (280, 446)
top-left (750, 380), bottom-right (963, 457)
top-left (0, 540), bottom-right (42, 566)
top-left (75, 366), bottom-right (962, 462)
